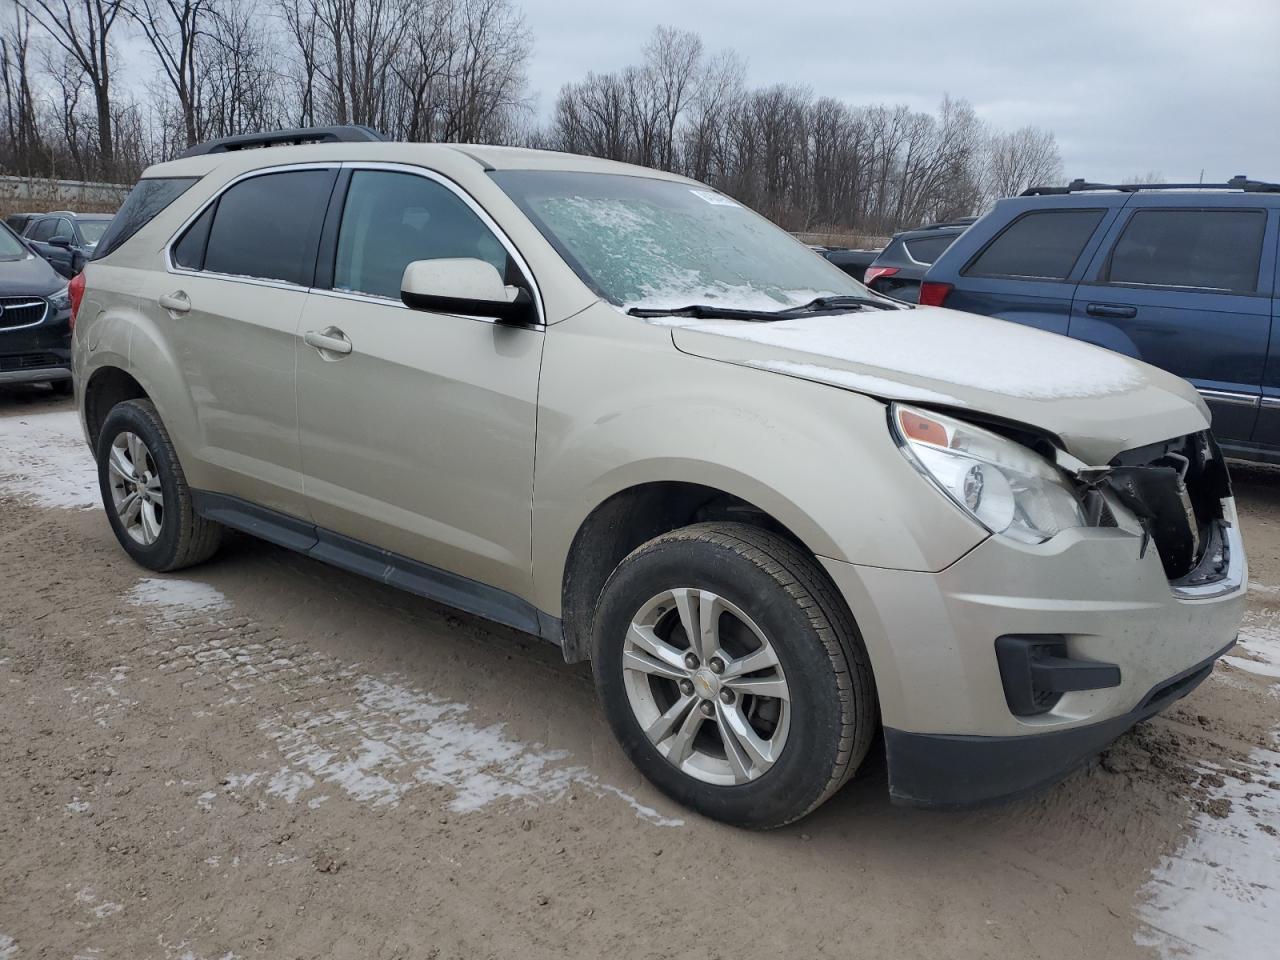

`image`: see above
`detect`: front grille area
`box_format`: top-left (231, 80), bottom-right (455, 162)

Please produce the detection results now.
top-left (0, 352), bottom-right (62, 371)
top-left (1105, 431), bottom-right (1232, 582)
top-left (0, 296), bottom-right (48, 329)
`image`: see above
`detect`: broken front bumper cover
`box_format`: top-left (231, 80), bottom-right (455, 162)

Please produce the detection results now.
top-left (882, 638), bottom-right (1235, 809)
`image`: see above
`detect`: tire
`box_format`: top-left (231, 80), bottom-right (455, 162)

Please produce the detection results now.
top-left (96, 398), bottom-right (223, 571)
top-left (49, 379), bottom-right (73, 396)
top-left (591, 522), bottom-right (878, 829)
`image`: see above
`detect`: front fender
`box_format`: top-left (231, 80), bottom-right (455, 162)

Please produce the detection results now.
top-left (530, 306), bottom-right (986, 616)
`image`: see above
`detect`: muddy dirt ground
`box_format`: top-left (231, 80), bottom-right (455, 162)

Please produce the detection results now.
top-left (1, 385), bottom-right (1277, 960)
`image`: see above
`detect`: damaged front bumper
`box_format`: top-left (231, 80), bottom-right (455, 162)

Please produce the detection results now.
top-left (819, 480), bottom-right (1246, 809)
top-left (880, 638), bottom-right (1234, 808)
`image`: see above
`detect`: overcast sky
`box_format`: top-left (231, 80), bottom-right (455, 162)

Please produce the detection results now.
top-left (516, 0), bottom-right (1279, 183)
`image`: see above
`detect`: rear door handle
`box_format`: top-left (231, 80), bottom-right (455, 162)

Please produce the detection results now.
top-left (1085, 303), bottom-right (1137, 319)
top-left (158, 291), bottom-right (191, 314)
top-left (304, 327), bottom-right (353, 356)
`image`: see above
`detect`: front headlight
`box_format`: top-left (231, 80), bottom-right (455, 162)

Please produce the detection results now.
top-left (47, 285), bottom-right (71, 311)
top-left (891, 403), bottom-right (1086, 544)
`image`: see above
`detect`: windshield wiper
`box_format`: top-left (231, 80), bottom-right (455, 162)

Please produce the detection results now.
top-left (627, 303), bottom-right (799, 321)
top-left (628, 294), bottom-right (899, 322)
top-left (789, 295), bottom-right (900, 312)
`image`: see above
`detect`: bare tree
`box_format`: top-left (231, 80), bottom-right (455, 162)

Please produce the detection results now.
top-left (277, 0), bottom-right (320, 126)
top-left (983, 125), bottom-right (1063, 202)
top-left (0, 8), bottom-right (45, 174)
top-left (15, 0), bottom-right (125, 173)
top-left (128, 0), bottom-right (218, 149)
top-left (440, 0), bottom-right (531, 142)
top-left (644, 27), bottom-right (701, 169)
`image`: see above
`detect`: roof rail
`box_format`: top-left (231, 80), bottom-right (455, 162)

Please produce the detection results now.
top-left (918, 215), bottom-right (979, 229)
top-left (1022, 175), bottom-right (1280, 196)
top-left (180, 125), bottom-right (388, 158)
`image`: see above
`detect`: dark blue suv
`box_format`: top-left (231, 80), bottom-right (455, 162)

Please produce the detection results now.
top-left (920, 177), bottom-right (1280, 463)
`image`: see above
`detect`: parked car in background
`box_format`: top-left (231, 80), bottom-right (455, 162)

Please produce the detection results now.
top-left (919, 176), bottom-right (1280, 464)
top-left (23, 211), bottom-right (114, 278)
top-left (816, 245), bottom-right (882, 280)
top-left (5, 212), bottom-right (44, 236)
top-left (863, 217), bottom-right (974, 302)
top-left (73, 128), bottom-right (1244, 827)
top-left (0, 220), bottom-right (73, 393)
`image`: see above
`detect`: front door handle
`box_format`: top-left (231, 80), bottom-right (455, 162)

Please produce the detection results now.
top-left (304, 327), bottom-right (353, 356)
top-left (158, 291), bottom-right (191, 314)
top-left (1085, 303), bottom-right (1137, 319)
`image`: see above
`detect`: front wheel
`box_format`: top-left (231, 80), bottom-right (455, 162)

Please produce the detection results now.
top-left (592, 522), bottom-right (878, 828)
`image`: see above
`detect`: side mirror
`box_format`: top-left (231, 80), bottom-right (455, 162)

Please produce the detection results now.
top-left (400, 258), bottom-right (534, 324)
top-left (48, 235), bottom-right (73, 249)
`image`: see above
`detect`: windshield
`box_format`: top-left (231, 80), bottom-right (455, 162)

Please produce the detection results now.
top-left (0, 223), bottom-right (28, 260)
top-left (79, 219), bottom-right (111, 245)
top-left (490, 170), bottom-right (871, 311)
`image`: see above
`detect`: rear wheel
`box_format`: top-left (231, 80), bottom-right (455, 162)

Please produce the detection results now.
top-left (96, 399), bottom-right (222, 571)
top-left (592, 522), bottom-right (877, 828)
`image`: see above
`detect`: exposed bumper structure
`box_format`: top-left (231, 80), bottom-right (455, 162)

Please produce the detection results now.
top-left (820, 495), bottom-right (1247, 809)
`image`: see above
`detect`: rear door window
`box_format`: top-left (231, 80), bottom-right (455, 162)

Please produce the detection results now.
top-left (200, 169), bottom-right (336, 286)
top-left (1103, 209), bottom-right (1266, 293)
top-left (904, 234), bottom-right (955, 264)
top-left (93, 177), bottom-right (198, 260)
top-left (964, 209), bottom-right (1106, 280)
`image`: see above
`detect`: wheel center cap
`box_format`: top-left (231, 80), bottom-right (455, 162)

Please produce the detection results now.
top-left (691, 668), bottom-right (719, 699)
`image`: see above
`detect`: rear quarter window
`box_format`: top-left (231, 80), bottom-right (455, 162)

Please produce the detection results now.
top-left (964, 209), bottom-right (1106, 280)
top-left (904, 234), bottom-right (955, 264)
top-left (92, 177), bottom-right (199, 260)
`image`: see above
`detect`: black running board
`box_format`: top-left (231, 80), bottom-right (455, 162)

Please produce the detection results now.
top-left (191, 491), bottom-right (564, 646)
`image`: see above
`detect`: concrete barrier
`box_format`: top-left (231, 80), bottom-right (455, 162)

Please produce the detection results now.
top-left (0, 175), bottom-right (129, 211)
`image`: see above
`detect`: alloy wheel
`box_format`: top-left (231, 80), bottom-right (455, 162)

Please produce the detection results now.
top-left (622, 587), bottom-right (791, 785)
top-left (107, 431), bottom-right (164, 545)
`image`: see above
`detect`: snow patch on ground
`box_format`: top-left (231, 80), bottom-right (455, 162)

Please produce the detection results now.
top-left (0, 409), bottom-right (98, 509)
top-left (256, 673), bottom-right (681, 825)
top-left (1134, 741), bottom-right (1280, 959)
top-left (65, 665), bottom-right (135, 727)
top-left (73, 888), bottom-right (122, 920)
top-left (1224, 608), bottom-right (1280, 680)
top-left (129, 573), bottom-right (684, 828)
top-left (0, 934), bottom-right (17, 960)
top-left (127, 579), bottom-right (230, 619)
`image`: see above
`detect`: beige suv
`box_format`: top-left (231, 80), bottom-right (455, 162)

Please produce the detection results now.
top-left (71, 128), bottom-right (1245, 828)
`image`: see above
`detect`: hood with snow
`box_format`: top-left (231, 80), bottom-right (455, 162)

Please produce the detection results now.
top-left (660, 305), bottom-right (1210, 465)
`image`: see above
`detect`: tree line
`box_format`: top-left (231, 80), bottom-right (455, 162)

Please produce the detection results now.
top-left (0, 2), bottom-right (1063, 235)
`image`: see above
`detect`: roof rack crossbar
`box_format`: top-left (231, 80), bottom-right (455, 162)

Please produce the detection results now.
top-left (1022, 174), bottom-right (1280, 197)
top-left (180, 125), bottom-right (388, 158)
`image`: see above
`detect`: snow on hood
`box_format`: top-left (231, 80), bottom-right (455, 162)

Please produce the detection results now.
top-left (660, 305), bottom-right (1210, 464)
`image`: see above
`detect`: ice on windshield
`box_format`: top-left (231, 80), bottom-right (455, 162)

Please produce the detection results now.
top-left (494, 171), bottom-right (863, 311)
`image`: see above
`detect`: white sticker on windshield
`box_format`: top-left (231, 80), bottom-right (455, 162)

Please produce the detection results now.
top-left (689, 189), bottom-right (740, 207)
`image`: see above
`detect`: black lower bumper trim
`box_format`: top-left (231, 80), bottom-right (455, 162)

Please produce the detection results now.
top-left (885, 638), bottom-right (1236, 809)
